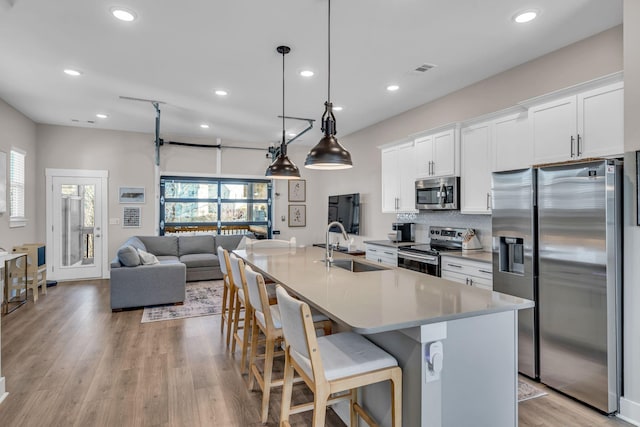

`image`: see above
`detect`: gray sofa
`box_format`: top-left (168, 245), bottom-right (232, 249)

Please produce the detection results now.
top-left (110, 234), bottom-right (247, 310)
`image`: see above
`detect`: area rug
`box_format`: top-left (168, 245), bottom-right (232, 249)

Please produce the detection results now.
top-left (141, 281), bottom-right (224, 323)
top-left (518, 380), bottom-right (547, 402)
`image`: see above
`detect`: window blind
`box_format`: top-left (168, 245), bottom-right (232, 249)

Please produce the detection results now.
top-left (10, 149), bottom-right (25, 219)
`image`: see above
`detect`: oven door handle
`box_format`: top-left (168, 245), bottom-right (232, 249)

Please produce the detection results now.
top-left (399, 252), bottom-right (438, 264)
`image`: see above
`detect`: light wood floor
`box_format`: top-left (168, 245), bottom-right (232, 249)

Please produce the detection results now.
top-left (0, 279), bottom-right (632, 427)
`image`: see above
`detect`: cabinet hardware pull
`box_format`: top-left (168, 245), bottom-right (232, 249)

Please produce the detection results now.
top-left (577, 134), bottom-right (582, 157)
top-left (479, 269), bottom-right (492, 274)
top-left (570, 135), bottom-right (575, 158)
top-left (465, 277), bottom-right (469, 285)
top-left (486, 193), bottom-right (491, 210)
top-left (384, 251), bottom-right (394, 256)
top-left (469, 278), bottom-right (474, 286)
top-left (447, 263), bottom-right (462, 268)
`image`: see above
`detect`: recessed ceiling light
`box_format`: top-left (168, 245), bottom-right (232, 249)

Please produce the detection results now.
top-left (200, 124), bottom-right (210, 129)
top-left (96, 113), bottom-right (108, 119)
top-left (214, 89), bottom-right (228, 96)
top-left (386, 85), bottom-right (400, 92)
top-left (300, 70), bottom-right (314, 77)
top-left (333, 106), bottom-right (343, 111)
top-left (63, 69), bottom-right (82, 77)
top-left (513, 10), bottom-right (537, 23)
top-left (111, 8), bottom-right (137, 22)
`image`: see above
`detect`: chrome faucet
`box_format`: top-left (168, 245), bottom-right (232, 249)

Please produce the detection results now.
top-left (326, 221), bottom-right (349, 266)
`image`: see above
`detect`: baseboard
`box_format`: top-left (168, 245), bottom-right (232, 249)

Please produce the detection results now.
top-left (619, 397), bottom-right (640, 426)
top-left (0, 376), bottom-right (8, 405)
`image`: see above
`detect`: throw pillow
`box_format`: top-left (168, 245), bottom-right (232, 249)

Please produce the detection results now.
top-left (137, 248), bottom-right (159, 265)
top-left (117, 245), bottom-right (141, 267)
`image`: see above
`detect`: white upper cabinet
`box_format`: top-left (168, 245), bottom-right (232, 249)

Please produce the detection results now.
top-left (492, 112), bottom-right (531, 172)
top-left (530, 81), bottom-right (623, 164)
top-left (577, 82), bottom-right (624, 159)
top-left (461, 122), bottom-right (492, 214)
top-left (381, 141), bottom-right (417, 213)
top-left (414, 127), bottom-right (459, 178)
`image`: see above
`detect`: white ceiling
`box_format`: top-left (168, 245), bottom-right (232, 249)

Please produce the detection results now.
top-left (0, 0), bottom-right (622, 147)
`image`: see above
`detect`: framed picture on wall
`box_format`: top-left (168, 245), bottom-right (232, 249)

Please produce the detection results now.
top-left (123, 206), bottom-right (142, 228)
top-left (119, 186), bottom-right (145, 204)
top-left (288, 204), bottom-right (306, 227)
top-left (0, 151), bottom-right (6, 213)
top-left (637, 151), bottom-right (640, 226)
top-left (288, 179), bottom-right (306, 202)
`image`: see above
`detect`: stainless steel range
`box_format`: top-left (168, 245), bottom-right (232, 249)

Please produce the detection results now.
top-left (397, 226), bottom-right (470, 276)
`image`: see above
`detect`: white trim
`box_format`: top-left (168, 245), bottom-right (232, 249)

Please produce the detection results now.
top-left (0, 376), bottom-right (7, 405)
top-left (45, 168), bottom-right (108, 178)
top-left (46, 169), bottom-right (109, 280)
top-left (619, 397), bottom-right (640, 426)
top-left (160, 171), bottom-right (270, 180)
top-left (408, 122), bottom-right (459, 140)
top-left (9, 218), bottom-right (27, 228)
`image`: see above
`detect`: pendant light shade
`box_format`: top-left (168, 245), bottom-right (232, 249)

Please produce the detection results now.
top-left (305, 0), bottom-right (353, 170)
top-left (266, 45), bottom-right (301, 180)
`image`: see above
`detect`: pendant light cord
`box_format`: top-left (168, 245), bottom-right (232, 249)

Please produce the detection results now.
top-left (327, 0), bottom-right (331, 103)
top-left (282, 47), bottom-right (286, 147)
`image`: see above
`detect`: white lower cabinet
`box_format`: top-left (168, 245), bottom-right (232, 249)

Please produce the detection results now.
top-left (365, 244), bottom-right (397, 267)
top-left (441, 256), bottom-right (493, 290)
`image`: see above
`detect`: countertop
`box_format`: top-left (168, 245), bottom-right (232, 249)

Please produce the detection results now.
top-left (440, 250), bottom-right (493, 263)
top-left (362, 240), bottom-right (417, 248)
top-left (234, 247), bottom-right (532, 334)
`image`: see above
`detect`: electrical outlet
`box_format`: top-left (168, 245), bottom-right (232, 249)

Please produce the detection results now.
top-left (273, 230), bottom-right (281, 235)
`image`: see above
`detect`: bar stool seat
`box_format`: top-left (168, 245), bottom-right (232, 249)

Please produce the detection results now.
top-left (292, 331), bottom-right (398, 381)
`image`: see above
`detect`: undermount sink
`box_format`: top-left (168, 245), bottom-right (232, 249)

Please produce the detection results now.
top-left (331, 259), bottom-right (389, 273)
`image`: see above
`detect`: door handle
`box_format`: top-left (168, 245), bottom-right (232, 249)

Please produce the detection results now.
top-left (447, 263), bottom-right (462, 268)
top-left (465, 277), bottom-right (469, 285)
top-left (479, 269), bottom-right (492, 274)
top-left (486, 192), bottom-right (491, 210)
top-left (577, 134), bottom-right (582, 157)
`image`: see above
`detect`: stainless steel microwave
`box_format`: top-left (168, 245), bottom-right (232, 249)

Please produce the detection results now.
top-left (415, 176), bottom-right (460, 210)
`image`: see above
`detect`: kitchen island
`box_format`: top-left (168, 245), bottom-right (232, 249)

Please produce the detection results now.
top-left (234, 246), bottom-right (533, 427)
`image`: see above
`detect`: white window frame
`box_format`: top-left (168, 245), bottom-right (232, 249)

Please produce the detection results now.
top-left (9, 147), bottom-right (27, 228)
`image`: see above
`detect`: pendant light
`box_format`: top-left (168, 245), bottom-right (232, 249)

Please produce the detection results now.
top-left (305, 0), bottom-right (353, 170)
top-left (266, 45), bottom-right (301, 179)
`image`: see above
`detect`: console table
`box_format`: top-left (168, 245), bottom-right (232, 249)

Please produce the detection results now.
top-left (1, 253), bottom-right (28, 314)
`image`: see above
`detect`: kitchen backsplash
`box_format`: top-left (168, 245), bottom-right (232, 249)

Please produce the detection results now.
top-left (397, 211), bottom-right (492, 251)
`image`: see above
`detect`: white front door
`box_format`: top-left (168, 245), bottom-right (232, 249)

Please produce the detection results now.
top-left (46, 170), bottom-right (108, 281)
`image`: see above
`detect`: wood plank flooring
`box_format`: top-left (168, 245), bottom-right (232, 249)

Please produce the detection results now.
top-left (0, 279), bottom-right (632, 426)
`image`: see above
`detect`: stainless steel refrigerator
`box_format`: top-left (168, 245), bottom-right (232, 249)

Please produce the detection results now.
top-left (492, 159), bottom-right (622, 414)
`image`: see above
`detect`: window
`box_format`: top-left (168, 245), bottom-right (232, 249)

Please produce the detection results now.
top-left (160, 176), bottom-right (272, 238)
top-left (9, 148), bottom-right (26, 227)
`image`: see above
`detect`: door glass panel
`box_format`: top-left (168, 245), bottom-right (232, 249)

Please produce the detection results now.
top-left (60, 183), bottom-right (95, 267)
top-left (221, 202), bottom-right (248, 221)
top-left (164, 181), bottom-right (218, 199)
top-left (164, 202), bottom-right (218, 223)
top-left (221, 183), bottom-right (249, 199)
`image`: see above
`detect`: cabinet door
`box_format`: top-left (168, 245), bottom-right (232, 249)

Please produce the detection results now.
top-left (577, 82), bottom-right (624, 159)
top-left (461, 122), bottom-right (492, 214)
top-left (397, 142), bottom-right (417, 212)
top-left (432, 129), bottom-right (456, 177)
top-left (530, 95), bottom-right (577, 164)
top-left (493, 112), bottom-right (530, 172)
top-left (414, 135), bottom-right (434, 177)
top-left (441, 269), bottom-right (467, 285)
top-left (381, 147), bottom-right (399, 213)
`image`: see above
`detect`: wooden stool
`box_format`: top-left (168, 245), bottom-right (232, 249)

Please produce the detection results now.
top-left (244, 266), bottom-right (332, 423)
top-left (229, 254), bottom-right (252, 374)
top-left (276, 285), bottom-right (402, 427)
top-left (217, 246), bottom-right (233, 346)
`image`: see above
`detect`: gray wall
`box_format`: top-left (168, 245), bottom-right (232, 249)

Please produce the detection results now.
top-left (0, 98), bottom-right (38, 250)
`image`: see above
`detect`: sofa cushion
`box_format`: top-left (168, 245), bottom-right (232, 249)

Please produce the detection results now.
top-left (117, 245), bottom-right (141, 267)
top-left (137, 248), bottom-right (159, 265)
top-left (179, 253), bottom-right (219, 269)
top-left (179, 235), bottom-right (215, 255)
top-left (137, 236), bottom-right (178, 256)
top-left (126, 236), bottom-right (146, 252)
top-left (215, 234), bottom-right (246, 251)
top-left (156, 255), bottom-right (180, 264)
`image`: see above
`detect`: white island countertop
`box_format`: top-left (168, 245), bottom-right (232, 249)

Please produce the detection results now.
top-left (234, 246), bottom-right (532, 334)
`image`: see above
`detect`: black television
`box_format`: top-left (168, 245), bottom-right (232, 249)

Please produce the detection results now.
top-left (328, 193), bottom-right (360, 235)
